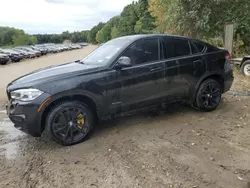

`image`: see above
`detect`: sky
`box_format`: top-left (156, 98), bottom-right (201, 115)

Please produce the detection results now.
top-left (0, 0), bottom-right (134, 34)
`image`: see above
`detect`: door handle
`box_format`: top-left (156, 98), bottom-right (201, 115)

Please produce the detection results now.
top-left (194, 60), bottom-right (202, 64)
top-left (150, 67), bottom-right (162, 72)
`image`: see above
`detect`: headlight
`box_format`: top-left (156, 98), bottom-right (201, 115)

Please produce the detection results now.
top-left (10, 88), bottom-right (43, 101)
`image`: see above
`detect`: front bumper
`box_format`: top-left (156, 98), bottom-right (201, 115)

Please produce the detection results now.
top-left (0, 57), bottom-right (10, 64)
top-left (6, 93), bottom-right (51, 137)
top-left (10, 55), bottom-right (23, 62)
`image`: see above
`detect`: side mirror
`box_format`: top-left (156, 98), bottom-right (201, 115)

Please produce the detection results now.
top-left (115, 56), bottom-right (132, 69)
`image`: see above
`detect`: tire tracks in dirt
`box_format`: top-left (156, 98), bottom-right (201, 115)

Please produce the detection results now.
top-left (20, 154), bottom-right (46, 188)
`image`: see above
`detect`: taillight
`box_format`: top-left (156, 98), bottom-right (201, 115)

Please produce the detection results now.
top-left (226, 52), bottom-right (231, 61)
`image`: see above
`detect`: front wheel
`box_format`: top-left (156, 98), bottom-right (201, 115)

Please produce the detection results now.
top-left (241, 60), bottom-right (250, 76)
top-left (195, 79), bottom-right (222, 111)
top-left (45, 101), bottom-right (94, 146)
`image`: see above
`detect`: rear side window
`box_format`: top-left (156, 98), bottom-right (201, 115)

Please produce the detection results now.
top-left (122, 38), bottom-right (159, 65)
top-left (193, 41), bottom-right (206, 53)
top-left (206, 44), bottom-right (220, 52)
top-left (163, 38), bottom-right (191, 59)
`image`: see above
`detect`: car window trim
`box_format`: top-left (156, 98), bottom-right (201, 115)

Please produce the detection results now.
top-left (109, 37), bottom-right (161, 69)
top-left (189, 40), bottom-right (199, 55)
top-left (193, 40), bottom-right (207, 53)
top-left (121, 59), bottom-right (166, 71)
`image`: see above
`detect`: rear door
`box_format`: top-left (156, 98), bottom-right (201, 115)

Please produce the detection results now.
top-left (162, 37), bottom-right (205, 100)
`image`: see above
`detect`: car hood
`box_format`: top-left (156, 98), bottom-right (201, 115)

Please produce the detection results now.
top-left (0, 53), bottom-right (8, 57)
top-left (8, 61), bottom-right (104, 91)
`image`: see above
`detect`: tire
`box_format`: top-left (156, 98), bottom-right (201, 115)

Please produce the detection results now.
top-left (241, 60), bottom-right (250, 76)
top-left (45, 101), bottom-right (94, 146)
top-left (195, 79), bottom-right (222, 112)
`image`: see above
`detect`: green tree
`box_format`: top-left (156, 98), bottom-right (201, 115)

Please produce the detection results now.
top-left (28, 36), bottom-right (37, 45)
top-left (61, 31), bottom-right (71, 40)
top-left (96, 29), bottom-right (104, 43)
top-left (88, 22), bottom-right (105, 44)
top-left (134, 19), bottom-right (142, 34)
top-left (135, 11), bottom-right (155, 34)
top-left (117, 2), bottom-right (140, 36)
top-left (111, 26), bottom-right (119, 39)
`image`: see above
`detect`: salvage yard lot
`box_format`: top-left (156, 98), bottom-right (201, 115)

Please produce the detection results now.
top-left (0, 45), bottom-right (250, 188)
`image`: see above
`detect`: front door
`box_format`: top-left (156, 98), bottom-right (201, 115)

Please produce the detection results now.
top-left (116, 38), bottom-right (167, 112)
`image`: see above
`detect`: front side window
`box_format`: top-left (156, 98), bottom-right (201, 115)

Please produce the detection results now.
top-left (163, 38), bottom-right (191, 59)
top-left (122, 38), bottom-right (159, 65)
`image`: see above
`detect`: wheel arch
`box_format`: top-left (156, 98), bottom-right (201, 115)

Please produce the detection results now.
top-left (189, 73), bottom-right (224, 104)
top-left (241, 57), bottom-right (250, 67)
top-left (40, 93), bottom-right (99, 132)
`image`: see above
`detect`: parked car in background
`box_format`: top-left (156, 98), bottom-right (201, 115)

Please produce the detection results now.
top-left (0, 49), bottom-right (24, 62)
top-left (15, 47), bottom-right (41, 57)
top-left (0, 53), bottom-right (10, 65)
top-left (0, 42), bottom-right (85, 64)
top-left (12, 48), bottom-right (32, 58)
top-left (78, 42), bottom-right (88, 47)
top-left (31, 46), bottom-right (47, 55)
top-left (6, 34), bottom-right (234, 146)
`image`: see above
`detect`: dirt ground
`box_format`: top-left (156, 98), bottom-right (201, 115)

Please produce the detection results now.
top-left (0, 47), bottom-right (250, 188)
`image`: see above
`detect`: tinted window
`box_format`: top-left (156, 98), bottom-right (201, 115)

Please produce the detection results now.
top-left (194, 41), bottom-right (206, 53)
top-left (122, 39), bottom-right (159, 65)
top-left (206, 44), bottom-right (220, 52)
top-left (163, 38), bottom-right (191, 59)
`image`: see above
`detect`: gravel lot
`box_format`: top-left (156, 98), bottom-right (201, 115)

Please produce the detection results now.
top-left (0, 46), bottom-right (250, 188)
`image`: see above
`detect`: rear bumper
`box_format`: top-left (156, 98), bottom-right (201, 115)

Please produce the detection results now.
top-left (223, 62), bottom-right (234, 93)
top-left (223, 61), bottom-right (234, 93)
top-left (224, 76), bottom-right (234, 93)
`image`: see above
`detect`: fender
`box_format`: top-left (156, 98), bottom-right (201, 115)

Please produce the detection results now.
top-left (241, 56), bottom-right (250, 67)
top-left (37, 89), bottom-right (104, 127)
top-left (188, 71), bottom-right (223, 104)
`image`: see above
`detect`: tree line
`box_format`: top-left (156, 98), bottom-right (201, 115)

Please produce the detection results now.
top-left (0, 27), bottom-right (37, 47)
top-left (0, 0), bottom-right (249, 55)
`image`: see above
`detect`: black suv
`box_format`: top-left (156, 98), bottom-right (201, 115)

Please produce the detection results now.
top-left (6, 34), bottom-right (234, 145)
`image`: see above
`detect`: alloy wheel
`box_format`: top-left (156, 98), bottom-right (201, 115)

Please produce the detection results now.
top-left (51, 107), bottom-right (89, 144)
top-left (200, 83), bottom-right (221, 109)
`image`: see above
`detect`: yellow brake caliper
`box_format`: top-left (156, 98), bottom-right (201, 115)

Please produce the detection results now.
top-left (76, 113), bottom-right (85, 129)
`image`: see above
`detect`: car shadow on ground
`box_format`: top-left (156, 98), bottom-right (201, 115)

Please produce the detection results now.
top-left (92, 103), bottom-right (200, 136)
top-left (36, 99), bottom-right (229, 149)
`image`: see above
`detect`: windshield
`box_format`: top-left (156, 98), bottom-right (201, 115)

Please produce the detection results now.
top-left (14, 49), bottom-right (24, 53)
top-left (80, 38), bottom-right (131, 65)
top-left (22, 48), bottom-right (32, 52)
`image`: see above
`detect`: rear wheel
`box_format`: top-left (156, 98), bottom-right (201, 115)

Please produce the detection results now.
top-left (45, 101), bottom-right (94, 146)
top-left (241, 60), bottom-right (250, 76)
top-left (195, 79), bottom-right (222, 111)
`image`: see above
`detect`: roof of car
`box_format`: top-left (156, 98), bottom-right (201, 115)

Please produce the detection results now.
top-left (116, 34), bottom-right (190, 41)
